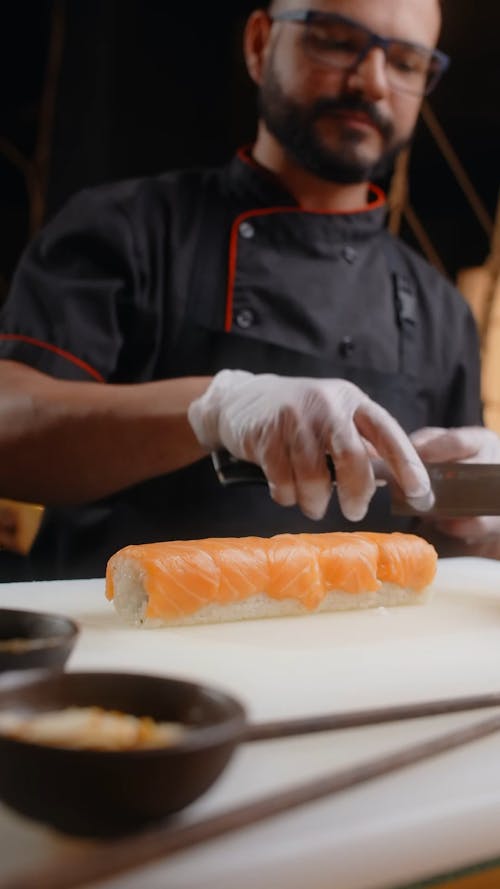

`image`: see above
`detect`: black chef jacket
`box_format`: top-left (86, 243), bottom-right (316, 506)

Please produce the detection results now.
top-left (0, 148), bottom-right (482, 580)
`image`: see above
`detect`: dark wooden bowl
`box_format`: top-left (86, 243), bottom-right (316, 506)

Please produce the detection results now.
top-left (0, 608), bottom-right (78, 673)
top-left (0, 671), bottom-right (247, 837)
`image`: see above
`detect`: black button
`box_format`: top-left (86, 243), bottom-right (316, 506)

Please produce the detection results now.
top-left (235, 308), bottom-right (256, 329)
top-left (342, 245), bottom-right (357, 264)
top-left (338, 336), bottom-right (355, 358)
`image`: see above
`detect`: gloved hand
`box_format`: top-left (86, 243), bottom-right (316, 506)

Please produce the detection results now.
top-left (188, 369), bottom-right (433, 522)
top-left (411, 426), bottom-right (500, 543)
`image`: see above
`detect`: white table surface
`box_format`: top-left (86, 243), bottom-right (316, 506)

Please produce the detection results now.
top-left (2, 557), bottom-right (500, 889)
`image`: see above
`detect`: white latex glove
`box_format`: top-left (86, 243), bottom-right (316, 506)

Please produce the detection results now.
top-left (188, 370), bottom-right (433, 522)
top-left (411, 425), bottom-right (500, 543)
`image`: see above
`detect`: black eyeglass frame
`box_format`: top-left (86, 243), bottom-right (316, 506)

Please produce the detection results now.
top-left (270, 9), bottom-right (451, 96)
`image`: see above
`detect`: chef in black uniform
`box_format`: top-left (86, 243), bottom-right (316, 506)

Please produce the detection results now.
top-left (0, 0), bottom-right (499, 580)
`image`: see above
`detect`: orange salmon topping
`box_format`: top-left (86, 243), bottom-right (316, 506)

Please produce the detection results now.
top-left (355, 532), bottom-right (437, 591)
top-left (106, 532), bottom-right (437, 620)
top-left (299, 532), bottom-right (380, 595)
top-left (267, 535), bottom-right (323, 610)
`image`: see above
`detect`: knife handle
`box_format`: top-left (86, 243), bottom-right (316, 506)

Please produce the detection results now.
top-left (211, 449), bottom-right (337, 487)
top-left (212, 449), bottom-right (388, 489)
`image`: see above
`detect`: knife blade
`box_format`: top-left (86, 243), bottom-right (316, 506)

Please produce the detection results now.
top-left (211, 449), bottom-right (500, 517)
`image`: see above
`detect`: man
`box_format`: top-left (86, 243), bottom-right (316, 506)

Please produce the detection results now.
top-left (0, 0), bottom-right (498, 580)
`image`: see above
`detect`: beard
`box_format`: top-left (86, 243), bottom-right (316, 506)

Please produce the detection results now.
top-left (257, 62), bottom-right (412, 184)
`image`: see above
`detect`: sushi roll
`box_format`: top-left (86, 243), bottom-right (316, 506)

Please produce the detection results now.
top-left (105, 531), bottom-right (437, 627)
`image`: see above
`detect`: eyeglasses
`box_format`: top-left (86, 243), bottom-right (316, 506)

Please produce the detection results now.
top-left (271, 9), bottom-right (450, 97)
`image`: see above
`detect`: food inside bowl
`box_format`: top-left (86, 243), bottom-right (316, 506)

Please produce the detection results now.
top-left (0, 636), bottom-right (67, 653)
top-left (0, 609), bottom-right (79, 673)
top-left (0, 706), bottom-right (187, 750)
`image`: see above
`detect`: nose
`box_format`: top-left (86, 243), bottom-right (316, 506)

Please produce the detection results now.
top-left (345, 47), bottom-right (390, 102)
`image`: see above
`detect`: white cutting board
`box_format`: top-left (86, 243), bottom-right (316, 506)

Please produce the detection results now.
top-left (2, 557), bottom-right (500, 889)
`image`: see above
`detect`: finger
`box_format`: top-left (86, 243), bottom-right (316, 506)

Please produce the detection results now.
top-left (434, 516), bottom-right (500, 543)
top-left (257, 436), bottom-right (298, 508)
top-left (289, 429), bottom-right (332, 520)
top-left (409, 427), bottom-right (447, 450)
top-left (355, 401), bottom-right (434, 512)
top-left (239, 417), bottom-right (298, 507)
top-left (328, 424), bottom-right (377, 522)
top-left (360, 438), bottom-right (381, 460)
top-left (410, 427), bottom-right (486, 463)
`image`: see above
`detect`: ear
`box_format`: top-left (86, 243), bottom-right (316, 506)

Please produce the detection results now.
top-left (243, 10), bottom-right (273, 86)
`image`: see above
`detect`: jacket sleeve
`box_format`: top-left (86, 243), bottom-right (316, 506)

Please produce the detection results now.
top-left (0, 181), bottom-right (155, 383)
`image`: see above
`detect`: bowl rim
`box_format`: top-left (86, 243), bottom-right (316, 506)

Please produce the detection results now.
top-left (0, 607), bottom-right (79, 642)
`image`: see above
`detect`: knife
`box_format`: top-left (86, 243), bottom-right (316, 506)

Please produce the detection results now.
top-left (211, 449), bottom-right (500, 517)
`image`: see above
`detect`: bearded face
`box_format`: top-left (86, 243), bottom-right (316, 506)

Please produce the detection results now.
top-left (257, 49), bottom-right (413, 184)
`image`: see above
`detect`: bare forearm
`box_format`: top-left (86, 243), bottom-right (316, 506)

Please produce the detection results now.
top-left (0, 361), bottom-right (211, 504)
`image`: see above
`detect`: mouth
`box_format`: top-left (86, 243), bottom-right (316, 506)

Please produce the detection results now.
top-left (331, 110), bottom-right (381, 133)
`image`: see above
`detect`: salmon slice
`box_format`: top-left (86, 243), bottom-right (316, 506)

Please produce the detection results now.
top-left (355, 532), bottom-right (437, 591)
top-left (197, 537), bottom-right (269, 603)
top-left (116, 541), bottom-right (220, 621)
top-left (299, 532), bottom-right (380, 596)
top-left (267, 535), bottom-right (323, 610)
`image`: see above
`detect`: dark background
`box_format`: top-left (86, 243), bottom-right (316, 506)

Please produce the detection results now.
top-left (1, 0), bottom-right (499, 302)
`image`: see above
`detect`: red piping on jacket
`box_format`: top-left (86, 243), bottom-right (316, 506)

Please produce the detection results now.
top-left (236, 145), bottom-right (261, 170)
top-left (235, 146), bottom-right (386, 213)
top-left (0, 334), bottom-right (105, 382)
top-left (224, 188), bottom-right (386, 333)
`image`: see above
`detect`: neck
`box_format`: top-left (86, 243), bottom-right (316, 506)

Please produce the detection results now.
top-left (252, 125), bottom-right (371, 212)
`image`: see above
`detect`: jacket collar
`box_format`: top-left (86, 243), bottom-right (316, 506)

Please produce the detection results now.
top-left (228, 145), bottom-right (387, 219)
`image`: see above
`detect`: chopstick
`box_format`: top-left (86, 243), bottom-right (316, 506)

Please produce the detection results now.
top-left (5, 710), bottom-right (500, 889)
top-left (245, 690), bottom-right (500, 741)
